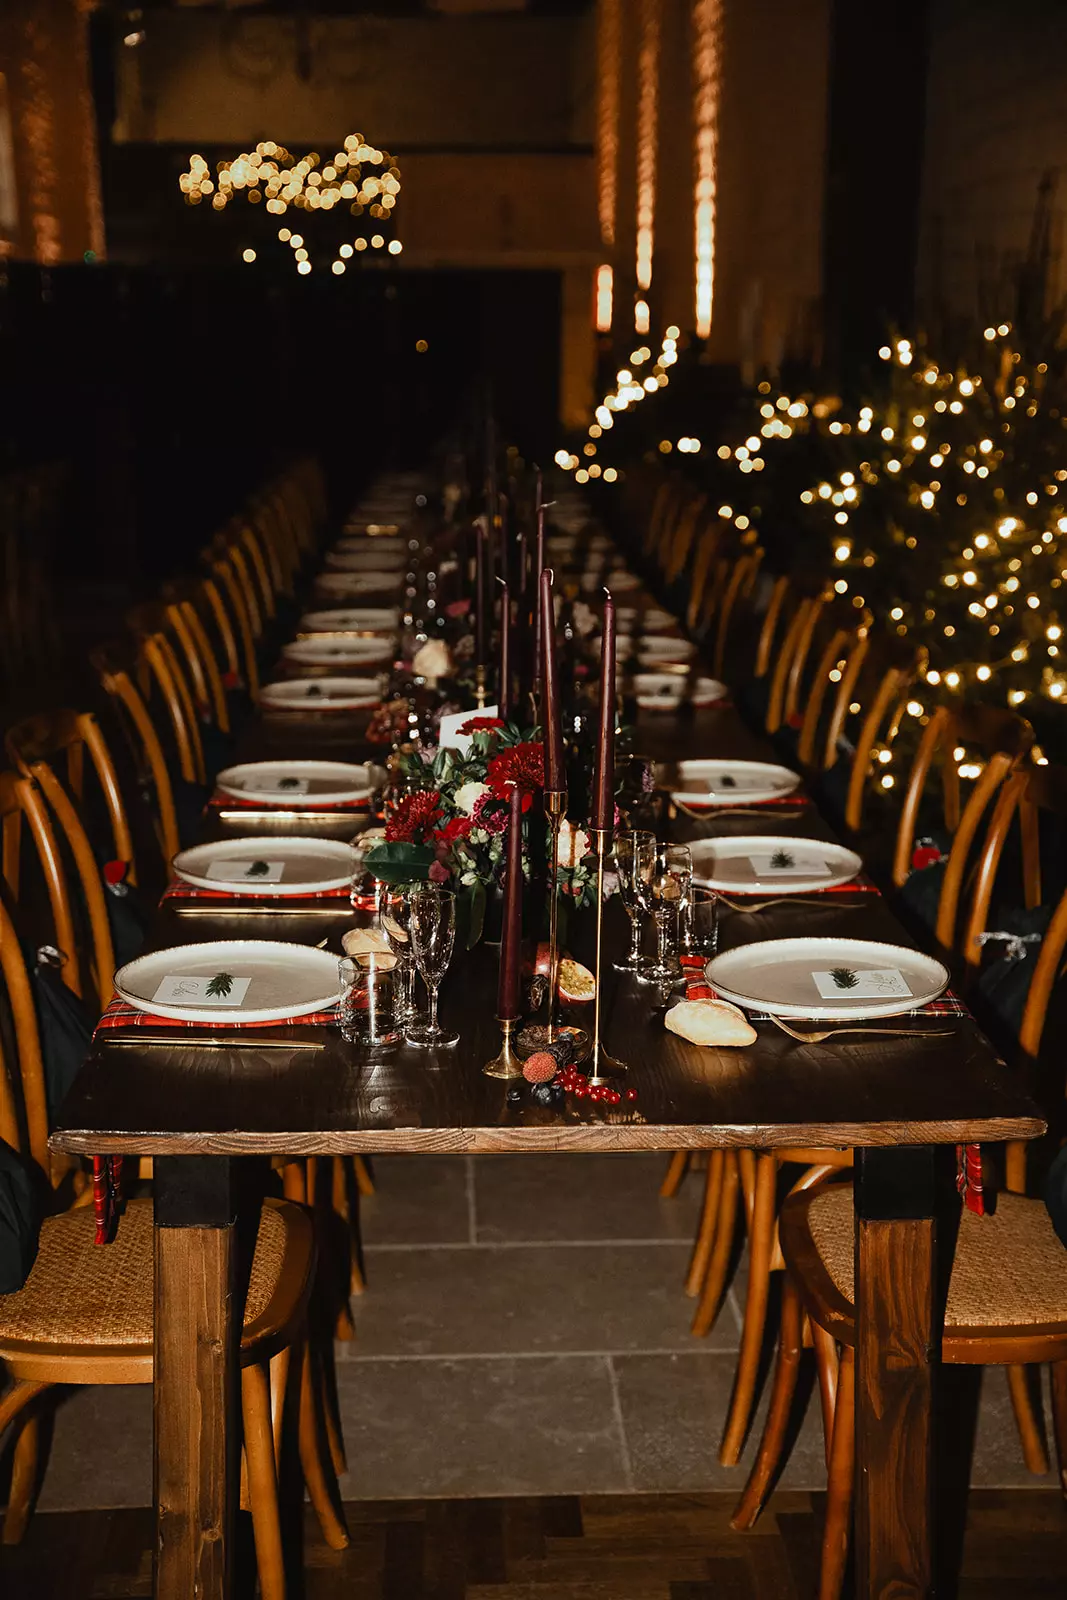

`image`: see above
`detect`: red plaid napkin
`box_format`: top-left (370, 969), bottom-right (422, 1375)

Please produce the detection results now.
top-left (94, 996), bottom-right (339, 1035)
top-left (208, 790), bottom-right (373, 812)
top-left (678, 954), bottom-right (983, 1215)
top-left (162, 878), bottom-right (377, 910)
top-left (681, 793), bottom-right (810, 812)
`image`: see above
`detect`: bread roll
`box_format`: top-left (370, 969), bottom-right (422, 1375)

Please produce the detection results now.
top-left (342, 927), bottom-right (392, 957)
top-left (665, 998), bottom-right (756, 1047)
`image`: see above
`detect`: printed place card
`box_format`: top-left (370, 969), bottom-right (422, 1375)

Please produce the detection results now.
top-left (812, 967), bottom-right (913, 1001)
top-left (747, 853), bottom-right (831, 878)
top-left (152, 974), bottom-right (252, 1007)
top-left (260, 775), bottom-right (310, 794)
top-left (205, 859), bottom-right (286, 884)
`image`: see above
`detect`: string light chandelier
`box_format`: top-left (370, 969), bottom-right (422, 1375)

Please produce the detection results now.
top-left (178, 135), bottom-right (403, 275)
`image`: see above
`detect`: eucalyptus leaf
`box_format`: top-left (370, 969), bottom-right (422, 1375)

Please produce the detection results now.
top-left (466, 879), bottom-right (486, 948)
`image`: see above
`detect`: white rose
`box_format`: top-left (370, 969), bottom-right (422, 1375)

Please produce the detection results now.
top-left (454, 780), bottom-right (489, 817)
top-left (412, 638), bottom-right (453, 685)
top-left (571, 601), bottom-right (597, 638)
top-left (556, 818), bottom-right (592, 868)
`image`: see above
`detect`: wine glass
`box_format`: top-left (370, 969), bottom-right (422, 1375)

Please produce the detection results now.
top-left (379, 884), bottom-right (417, 1024)
top-left (613, 828), bottom-right (657, 971)
top-left (647, 843), bottom-right (693, 982)
top-left (406, 886), bottom-right (459, 1046)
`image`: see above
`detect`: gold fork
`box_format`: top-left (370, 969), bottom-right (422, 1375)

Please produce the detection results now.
top-left (671, 798), bottom-right (805, 823)
top-left (765, 1015), bottom-right (956, 1044)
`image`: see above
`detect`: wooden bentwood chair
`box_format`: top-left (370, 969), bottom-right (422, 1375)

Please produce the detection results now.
top-left (0, 897), bottom-right (348, 1591)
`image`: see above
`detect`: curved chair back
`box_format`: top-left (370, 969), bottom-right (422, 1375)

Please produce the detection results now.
top-left (92, 651), bottom-right (181, 874)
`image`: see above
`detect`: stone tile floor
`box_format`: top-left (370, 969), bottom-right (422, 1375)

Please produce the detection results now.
top-left (17, 1154), bottom-right (1064, 1511)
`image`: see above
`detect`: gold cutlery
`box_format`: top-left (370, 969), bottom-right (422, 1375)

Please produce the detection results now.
top-left (103, 1035), bottom-right (326, 1050)
top-left (670, 798), bottom-right (805, 823)
top-left (712, 892), bottom-right (867, 912)
top-left (764, 1015), bottom-right (956, 1044)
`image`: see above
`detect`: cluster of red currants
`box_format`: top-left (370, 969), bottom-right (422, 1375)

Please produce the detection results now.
top-left (556, 1065), bottom-right (638, 1106)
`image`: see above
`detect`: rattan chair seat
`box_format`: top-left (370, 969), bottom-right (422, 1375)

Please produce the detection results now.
top-left (807, 1185), bottom-right (1067, 1329)
top-left (0, 1198), bottom-right (288, 1349)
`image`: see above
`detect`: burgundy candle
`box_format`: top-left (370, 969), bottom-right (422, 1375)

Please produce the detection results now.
top-left (496, 574), bottom-right (510, 718)
top-left (498, 785), bottom-right (524, 1020)
top-left (591, 587), bottom-right (616, 831)
top-left (540, 568), bottom-right (565, 792)
top-left (475, 521), bottom-right (487, 667)
top-left (533, 482), bottom-right (546, 674)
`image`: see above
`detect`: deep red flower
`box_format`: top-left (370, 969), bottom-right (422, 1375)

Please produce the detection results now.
top-left (437, 814), bottom-right (474, 843)
top-left (459, 715), bottom-right (506, 734)
top-left (471, 791), bottom-right (509, 834)
top-left (487, 740), bottom-right (544, 812)
top-left (385, 788), bottom-right (443, 843)
top-left (911, 843), bottom-right (945, 872)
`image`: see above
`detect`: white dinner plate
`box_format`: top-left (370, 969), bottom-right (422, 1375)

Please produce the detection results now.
top-left (633, 673), bottom-right (729, 710)
top-left (216, 760), bottom-right (382, 805)
top-left (115, 940), bottom-right (343, 1024)
top-left (283, 636), bottom-right (393, 669)
top-left (637, 636), bottom-right (696, 664)
top-left (297, 608), bottom-right (400, 634)
top-left (707, 937), bottom-right (949, 1021)
top-left (261, 677), bottom-right (384, 711)
top-left (665, 759), bottom-right (800, 806)
top-left (689, 836), bottom-right (862, 893)
top-left (618, 607), bottom-right (675, 633)
top-left (327, 545), bottom-right (409, 571)
top-left (325, 550), bottom-right (407, 576)
top-left (172, 837), bottom-right (359, 896)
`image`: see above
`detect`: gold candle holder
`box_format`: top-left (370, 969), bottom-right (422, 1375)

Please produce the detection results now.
top-left (544, 787), bottom-right (567, 1042)
top-left (483, 1016), bottom-right (524, 1079)
top-left (588, 826), bottom-right (627, 1085)
top-left (474, 663), bottom-right (488, 709)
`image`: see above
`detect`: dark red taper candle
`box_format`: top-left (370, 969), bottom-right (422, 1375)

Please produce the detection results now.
top-left (496, 574), bottom-right (510, 718)
top-left (475, 521), bottom-right (487, 667)
top-left (498, 785), bottom-right (524, 1020)
top-left (540, 568), bottom-right (565, 792)
top-left (591, 587), bottom-right (615, 830)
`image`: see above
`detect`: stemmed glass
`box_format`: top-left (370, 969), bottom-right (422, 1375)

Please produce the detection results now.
top-left (379, 885), bottom-right (417, 1024)
top-left (406, 886), bottom-right (459, 1046)
top-left (647, 843), bottom-right (693, 982)
top-left (613, 828), bottom-right (657, 971)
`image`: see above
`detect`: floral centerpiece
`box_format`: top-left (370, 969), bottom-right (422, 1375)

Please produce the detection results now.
top-left (363, 718), bottom-right (598, 944)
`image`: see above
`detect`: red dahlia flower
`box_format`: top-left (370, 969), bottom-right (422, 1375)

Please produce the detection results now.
top-left (486, 741), bottom-right (544, 812)
top-left (385, 788), bottom-right (443, 843)
top-left (458, 715), bottom-right (506, 734)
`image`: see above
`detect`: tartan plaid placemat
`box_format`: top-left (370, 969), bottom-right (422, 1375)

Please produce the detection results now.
top-left (162, 878), bottom-right (377, 910)
top-left (94, 996), bottom-right (339, 1037)
top-left (208, 790), bottom-right (374, 812)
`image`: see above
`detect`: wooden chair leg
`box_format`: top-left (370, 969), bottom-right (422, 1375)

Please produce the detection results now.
top-left (298, 1341), bottom-right (350, 1551)
top-left (738, 1148), bottom-right (757, 1233)
top-left (720, 1152), bottom-right (777, 1465)
top-left (685, 1149), bottom-right (725, 1298)
top-left (1050, 1361), bottom-right (1067, 1500)
top-left (811, 1319), bottom-right (840, 1471)
top-left (660, 1151), bottom-right (690, 1198)
top-left (269, 1347), bottom-right (291, 1471)
top-left (1006, 1363), bottom-right (1050, 1475)
top-left (351, 1156), bottom-right (375, 1197)
top-left (691, 1150), bottom-right (740, 1337)
top-left (281, 1160), bottom-right (307, 1204)
top-left (818, 1345), bottom-right (855, 1600)
top-left (241, 1362), bottom-right (286, 1600)
top-left (731, 1275), bottom-right (804, 1531)
top-left (331, 1156), bottom-right (350, 1221)
top-left (2, 1411), bottom-right (41, 1545)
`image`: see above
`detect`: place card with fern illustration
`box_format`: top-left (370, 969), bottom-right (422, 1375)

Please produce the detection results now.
top-left (204, 859), bottom-right (286, 884)
top-left (746, 851), bottom-right (831, 878)
top-left (152, 972), bottom-right (253, 1006)
top-left (812, 967), bottom-right (913, 1000)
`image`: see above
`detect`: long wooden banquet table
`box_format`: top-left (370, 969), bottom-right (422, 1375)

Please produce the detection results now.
top-left (52, 554), bottom-right (1044, 1600)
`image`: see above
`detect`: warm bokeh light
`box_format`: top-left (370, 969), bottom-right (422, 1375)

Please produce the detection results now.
top-left (692, 0), bottom-right (722, 338)
top-left (596, 0), bottom-right (621, 252)
top-left (635, 0), bottom-right (660, 294)
top-left (595, 263), bottom-right (614, 333)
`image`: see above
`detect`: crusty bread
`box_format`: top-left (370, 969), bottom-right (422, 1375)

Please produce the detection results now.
top-left (342, 927), bottom-right (392, 957)
top-left (665, 998), bottom-right (756, 1047)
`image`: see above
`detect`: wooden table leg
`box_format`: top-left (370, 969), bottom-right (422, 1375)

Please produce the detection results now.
top-left (854, 1146), bottom-right (939, 1600)
top-left (154, 1157), bottom-right (241, 1600)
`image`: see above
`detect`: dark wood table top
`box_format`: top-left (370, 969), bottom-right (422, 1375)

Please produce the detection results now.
top-left (51, 669), bottom-right (1045, 1159)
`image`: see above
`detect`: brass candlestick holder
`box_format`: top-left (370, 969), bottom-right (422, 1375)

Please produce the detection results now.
top-left (483, 1016), bottom-right (524, 1079)
top-left (474, 663), bottom-right (488, 709)
top-left (544, 787), bottom-right (567, 1042)
top-left (588, 825), bottom-right (627, 1085)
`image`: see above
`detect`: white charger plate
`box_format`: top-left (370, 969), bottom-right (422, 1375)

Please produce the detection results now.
top-left (261, 677), bottom-right (383, 711)
top-left (327, 545), bottom-right (408, 571)
top-left (115, 940), bottom-right (343, 1024)
top-left (216, 760), bottom-right (382, 805)
top-left (172, 837), bottom-right (358, 896)
top-left (325, 550), bottom-right (407, 576)
top-left (666, 759), bottom-right (800, 806)
top-left (689, 836), bottom-right (862, 893)
top-left (637, 636), bottom-right (696, 664)
top-left (707, 937), bottom-right (949, 1021)
top-left (618, 607), bottom-right (675, 633)
top-left (297, 608), bottom-right (400, 634)
top-left (283, 636), bottom-right (393, 669)
top-left (634, 673), bottom-right (728, 710)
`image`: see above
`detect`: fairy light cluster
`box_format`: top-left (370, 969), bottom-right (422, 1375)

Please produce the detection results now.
top-left (692, 0), bottom-right (723, 338)
top-left (555, 325), bottom-right (681, 484)
top-left (179, 136), bottom-right (402, 274)
top-left (635, 0), bottom-right (661, 298)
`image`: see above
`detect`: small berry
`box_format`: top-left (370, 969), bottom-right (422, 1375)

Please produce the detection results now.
top-left (624, 1088), bottom-right (638, 1101)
